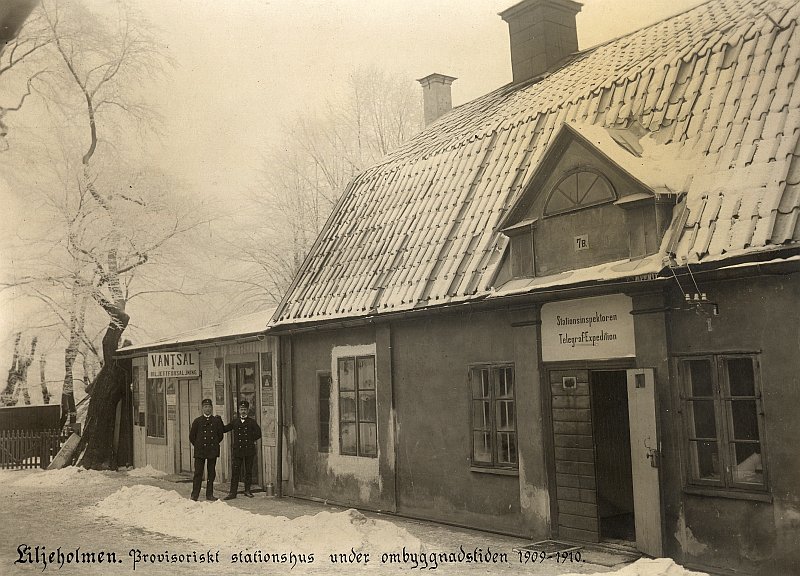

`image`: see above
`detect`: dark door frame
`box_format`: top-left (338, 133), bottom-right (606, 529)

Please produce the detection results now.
top-left (541, 359), bottom-right (635, 542)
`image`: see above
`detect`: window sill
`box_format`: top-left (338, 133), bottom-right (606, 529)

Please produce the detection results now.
top-left (470, 466), bottom-right (519, 477)
top-left (146, 436), bottom-right (167, 446)
top-left (683, 486), bottom-right (772, 503)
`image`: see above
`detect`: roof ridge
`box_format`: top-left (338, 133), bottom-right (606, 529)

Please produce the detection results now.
top-left (275, 0), bottom-right (800, 325)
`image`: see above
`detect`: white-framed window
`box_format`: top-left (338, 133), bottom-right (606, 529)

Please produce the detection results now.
top-left (470, 364), bottom-right (517, 469)
top-left (338, 355), bottom-right (377, 458)
top-left (678, 354), bottom-right (767, 492)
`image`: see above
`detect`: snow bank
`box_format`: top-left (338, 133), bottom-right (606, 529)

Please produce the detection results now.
top-left (564, 558), bottom-right (708, 576)
top-left (95, 485), bottom-right (423, 555)
top-left (125, 465), bottom-right (168, 478)
top-left (12, 466), bottom-right (113, 487)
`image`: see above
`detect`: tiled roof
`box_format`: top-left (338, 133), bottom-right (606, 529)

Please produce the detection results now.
top-left (274, 0), bottom-right (800, 326)
top-left (118, 308), bottom-right (276, 353)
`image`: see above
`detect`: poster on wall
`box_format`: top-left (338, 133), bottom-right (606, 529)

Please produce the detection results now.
top-left (260, 351), bottom-right (274, 406)
top-left (214, 358), bottom-right (225, 405)
top-left (262, 407), bottom-right (276, 445)
top-left (166, 381), bottom-right (176, 405)
top-left (540, 294), bottom-right (636, 361)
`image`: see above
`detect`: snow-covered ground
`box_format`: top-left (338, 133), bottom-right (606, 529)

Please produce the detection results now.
top-left (123, 464), bottom-right (168, 478)
top-left (10, 466), bottom-right (114, 487)
top-left (95, 484), bottom-right (423, 556)
top-left (1, 467), bottom-right (708, 576)
top-left (562, 559), bottom-right (707, 576)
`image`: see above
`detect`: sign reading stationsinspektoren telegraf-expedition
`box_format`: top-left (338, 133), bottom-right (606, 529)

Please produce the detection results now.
top-left (540, 294), bottom-right (635, 362)
top-left (147, 351), bottom-right (199, 378)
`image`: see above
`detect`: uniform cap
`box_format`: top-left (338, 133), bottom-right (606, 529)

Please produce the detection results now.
top-left (238, 400), bottom-right (250, 409)
top-left (201, 398), bottom-right (212, 406)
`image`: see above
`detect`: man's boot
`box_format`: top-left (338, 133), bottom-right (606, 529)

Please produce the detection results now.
top-left (223, 492), bottom-right (237, 500)
top-left (243, 490), bottom-right (254, 498)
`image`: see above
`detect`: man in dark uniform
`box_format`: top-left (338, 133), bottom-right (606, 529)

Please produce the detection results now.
top-left (223, 399), bottom-right (262, 499)
top-left (188, 398), bottom-right (225, 501)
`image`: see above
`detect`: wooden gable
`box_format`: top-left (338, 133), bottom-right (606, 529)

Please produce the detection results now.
top-left (500, 124), bottom-right (675, 278)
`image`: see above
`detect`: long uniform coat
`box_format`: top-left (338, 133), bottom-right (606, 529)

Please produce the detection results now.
top-left (189, 415), bottom-right (225, 459)
top-left (224, 417), bottom-right (262, 457)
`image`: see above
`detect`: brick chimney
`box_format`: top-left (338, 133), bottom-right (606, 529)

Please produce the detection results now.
top-left (417, 73), bottom-right (457, 127)
top-left (499, 0), bottom-right (582, 84)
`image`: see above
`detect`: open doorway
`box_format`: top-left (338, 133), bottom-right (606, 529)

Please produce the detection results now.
top-left (227, 362), bottom-right (262, 487)
top-left (590, 370), bottom-right (635, 542)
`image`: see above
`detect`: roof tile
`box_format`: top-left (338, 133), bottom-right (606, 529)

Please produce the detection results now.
top-left (275, 0), bottom-right (800, 325)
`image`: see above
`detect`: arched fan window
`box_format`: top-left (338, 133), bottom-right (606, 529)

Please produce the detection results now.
top-left (544, 169), bottom-right (616, 216)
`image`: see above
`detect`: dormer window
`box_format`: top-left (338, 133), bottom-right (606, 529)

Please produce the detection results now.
top-left (544, 169), bottom-right (616, 216)
top-left (497, 123), bottom-right (681, 279)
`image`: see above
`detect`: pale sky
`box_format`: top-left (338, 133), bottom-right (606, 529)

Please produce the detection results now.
top-left (133, 0), bottom-right (707, 204)
top-left (1, 0), bottom-right (709, 398)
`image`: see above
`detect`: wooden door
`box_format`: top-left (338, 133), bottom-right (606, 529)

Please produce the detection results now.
top-left (626, 368), bottom-right (663, 556)
top-left (549, 369), bottom-right (599, 542)
top-left (178, 379), bottom-right (202, 472)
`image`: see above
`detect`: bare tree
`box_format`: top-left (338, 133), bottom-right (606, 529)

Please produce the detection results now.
top-left (21, 0), bottom-right (199, 468)
top-left (0, 2), bottom-right (51, 148)
top-left (2, 332), bottom-right (37, 406)
top-left (222, 66), bottom-right (422, 309)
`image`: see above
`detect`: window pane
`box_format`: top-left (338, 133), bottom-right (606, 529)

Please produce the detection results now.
top-left (687, 359), bottom-right (714, 396)
top-left (339, 358), bottom-right (355, 391)
top-left (242, 365), bottom-right (256, 387)
top-left (689, 440), bottom-right (720, 480)
top-left (730, 399), bottom-right (759, 441)
top-left (727, 358), bottom-right (755, 396)
top-left (340, 423), bottom-right (357, 455)
top-left (147, 379), bottom-right (165, 438)
top-left (496, 400), bottom-right (515, 431)
top-left (359, 423), bottom-right (377, 456)
top-left (472, 400), bottom-right (490, 430)
top-left (238, 364), bottom-right (258, 418)
top-left (688, 399), bottom-right (717, 439)
top-left (473, 431), bottom-right (491, 463)
top-left (357, 357), bottom-right (375, 390)
top-left (339, 392), bottom-right (356, 422)
top-left (545, 185), bottom-right (576, 214)
top-left (494, 367), bottom-right (514, 398)
top-left (732, 444), bottom-right (763, 485)
top-left (497, 432), bottom-right (517, 464)
top-left (359, 390), bottom-right (376, 422)
top-left (471, 368), bottom-right (490, 399)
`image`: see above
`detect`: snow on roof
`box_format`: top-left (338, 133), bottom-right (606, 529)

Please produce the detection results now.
top-left (275, 0), bottom-right (800, 326)
top-left (117, 308), bottom-right (276, 353)
top-left (566, 123), bottom-right (697, 194)
top-left (492, 254), bottom-right (665, 299)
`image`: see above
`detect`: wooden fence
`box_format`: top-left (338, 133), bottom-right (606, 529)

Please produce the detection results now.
top-left (0, 429), bottom-right (67, 469)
